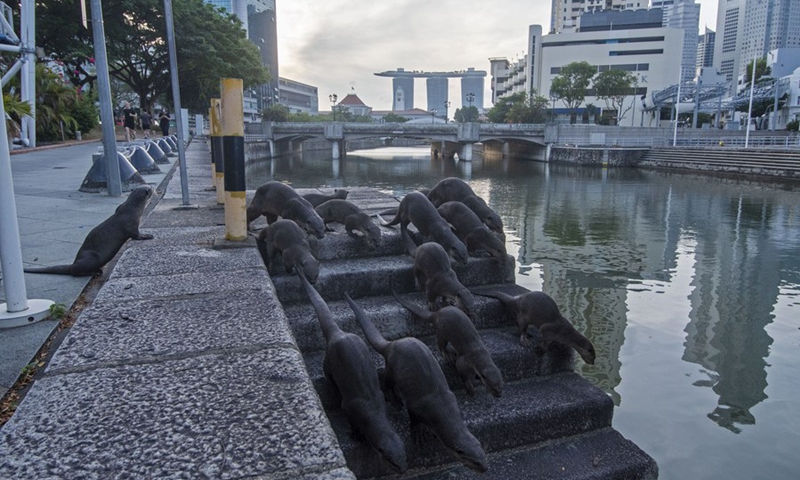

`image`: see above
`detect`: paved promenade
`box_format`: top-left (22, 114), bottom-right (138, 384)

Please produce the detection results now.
top-left (1, 141), bottom-right (176, 399)
top-left (1, 140), bottom-right (353, 478)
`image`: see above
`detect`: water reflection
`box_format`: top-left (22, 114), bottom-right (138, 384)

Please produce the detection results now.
top-left (245, 146), bottom-right (800, 450)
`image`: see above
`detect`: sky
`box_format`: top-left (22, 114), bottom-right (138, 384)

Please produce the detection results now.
top-left (276, 0), bottom-right (719, 113)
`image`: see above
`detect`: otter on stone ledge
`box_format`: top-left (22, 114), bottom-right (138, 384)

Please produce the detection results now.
top-left (24, 185), bottom-right (154, 276)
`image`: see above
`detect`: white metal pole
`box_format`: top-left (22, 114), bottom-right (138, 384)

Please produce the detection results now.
top-left (0, 93), bottom-right (54, 328)
top-left (90, 0), bottom-right (123, 196)
top-left (745, 52), bottom-right (758, 148)
top-left (20, 0), bottom-right (35, 147)
top-left (673, 66), bottom-right (682, 147)
top-left (164, 0), bottom-right (191, 206)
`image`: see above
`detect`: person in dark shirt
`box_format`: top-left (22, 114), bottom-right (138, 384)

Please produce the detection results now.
top-left (159, 111), bottom-right (170, 136)
top-left (140, 110), bottom-right (152, 139)
top-left (122, 102), bottom-right (137, 142)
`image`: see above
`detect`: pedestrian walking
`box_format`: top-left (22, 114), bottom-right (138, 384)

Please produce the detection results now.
top-left (122, 102), bottom-right (137, 142)
top-left (140, 110), bottom-right (152, 139)
top-left (159, 111), bottom-right (170, 137)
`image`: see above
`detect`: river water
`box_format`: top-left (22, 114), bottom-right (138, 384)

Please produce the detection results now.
top-left (246, 146), bottom-right (800, 480)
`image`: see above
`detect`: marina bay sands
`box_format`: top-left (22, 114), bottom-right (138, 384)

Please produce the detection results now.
top-left (374, 68), bottom-right (486, 112)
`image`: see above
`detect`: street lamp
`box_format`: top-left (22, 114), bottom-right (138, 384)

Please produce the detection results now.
top-left (329, 93), bottom-right (338, 121)
top-left (466, 92), bottom-right (475, 121)
top-left (431, 108), bottom-right (437, 124)
top-left (443, 100), bottom-right (450, 123)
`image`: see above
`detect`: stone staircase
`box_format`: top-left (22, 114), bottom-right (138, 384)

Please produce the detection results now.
top-left (273, 188), bottom-right (658, 479)
top-left (640, 147), bottom-right (800, 179)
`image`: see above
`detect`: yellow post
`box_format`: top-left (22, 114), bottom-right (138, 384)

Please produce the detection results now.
top-left (220, 79), bottom-right (247, 241)
top-left (209, 98), bottom-right (224, 204)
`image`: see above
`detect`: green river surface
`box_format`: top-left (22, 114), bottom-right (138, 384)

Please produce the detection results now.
top-left (246, 146), bottom-right (800, 480)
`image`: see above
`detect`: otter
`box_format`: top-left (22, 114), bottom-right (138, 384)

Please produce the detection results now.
top-left (315, 199), bottom-right (381, 250)
top-left (256, 219), bottom-right (320, 283)
top-left (471, 288), bottom-right (596, 365)
top-left (246, 181), bottom-right (325, 239)
top-left (24, 185), bottom-right (154, 276)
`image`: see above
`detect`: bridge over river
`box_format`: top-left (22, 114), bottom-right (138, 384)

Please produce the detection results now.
top-left (243, 122), bottom-right (799, 165)
top-left (245, 122), bottom-right (549, 160)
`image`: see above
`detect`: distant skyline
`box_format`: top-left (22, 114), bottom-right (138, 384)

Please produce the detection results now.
top-left (276, 1), bottom-right (719, 112)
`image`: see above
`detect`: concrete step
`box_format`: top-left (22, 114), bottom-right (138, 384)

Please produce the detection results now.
top-left (283, 284), bottom-right (528, 352)
top-left (387, 427), bottom-right (658, 480)
top-left (272, 254), bottom-right (515, 305)
top-left (304, 325), bottom-right (576, 410)
top-left (326, 373), bottom-right (614, 479)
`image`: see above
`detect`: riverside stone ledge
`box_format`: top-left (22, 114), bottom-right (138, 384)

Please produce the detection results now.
top-left (0, 349), bottom-right (349, 479)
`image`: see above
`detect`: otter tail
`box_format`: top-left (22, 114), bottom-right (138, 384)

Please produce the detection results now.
top-left (391, 291), bottom-right (434, 323)
top-left (344, 292), bottom-right (390, 355)
top-left (297, 269), bottom-right (341, 342)
top-left (469, 288), bottom-right (516, 307)
top-left (378, 209), bottom-right (401, 227)
top-left (23, 264), bottom-right (76, 275)
top-left (401, 228), bottom-right (418, 257)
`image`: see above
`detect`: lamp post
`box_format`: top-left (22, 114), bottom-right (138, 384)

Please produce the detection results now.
top-left (466, 92), bottom-right (475, 122)
top-left (431, 108), bottom-right (437, 124)
top-left (329, 93), bottom-right (338, 121)
top-left (443, 100), bottom-right (450, 123)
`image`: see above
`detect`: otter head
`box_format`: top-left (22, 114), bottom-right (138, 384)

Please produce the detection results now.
top-left (448, 241), bottom-right (469, 267)
top-left (575, 337), bottom-right (596, 365)
top-left (299, 255), bottom-right (320, 284)
top-left (364, 216), bottom-right (382, 250)
top-left (443, 429), bottom-right (487, 473)
top-left (453, 288), bottom-right (475, 317)
top-left (305, 215), bottom-right (326, 239)
top-left (477, 364), bottom-right (504, 398)
top-left (372, 429), bottom-right (407, 473)
top-left (483, 212), bottom-right (504, 236)
top-left (333, 188), bottom-right (349, 200)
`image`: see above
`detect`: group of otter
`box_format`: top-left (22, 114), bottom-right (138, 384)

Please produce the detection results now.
top-left (246, 177), bottom-right (596, 474)
top-left (25, 178), bottom-right (595, 474)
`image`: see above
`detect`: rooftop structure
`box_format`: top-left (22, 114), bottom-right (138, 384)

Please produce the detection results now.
top-left (374, 68), bottom-right (487, 112)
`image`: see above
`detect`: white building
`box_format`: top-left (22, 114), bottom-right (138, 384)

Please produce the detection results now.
top-left (536, 26), bottom-right (683, 125)
top-left (550, 0), bottom-right (648, 33)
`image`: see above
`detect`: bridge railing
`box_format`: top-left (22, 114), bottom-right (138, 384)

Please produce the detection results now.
top-left (556, 134), bottom-right (800, 149)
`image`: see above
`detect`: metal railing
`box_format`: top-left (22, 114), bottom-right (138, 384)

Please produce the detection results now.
top-left (556, 135), bottom-right (800, 150)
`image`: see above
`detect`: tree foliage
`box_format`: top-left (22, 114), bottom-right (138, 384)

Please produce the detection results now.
top-left (506, 91), bottom-right (549, 124)
top-left (454, 106), bottom-right (479, 122)
top-left (744, 57), bottom-right (771, 86)
top-left (37, 0), bottom-right (269, 113)
top-left (261, 104), bottom-right (289, 122)
top-left (550, 61), bottom-right (596, 124)
top-left (486, 92), bottom-right (526, 123)
top-left (382, 112), bottom-right (408, 123)
top-left (593, 69), bottom-right (636, 125)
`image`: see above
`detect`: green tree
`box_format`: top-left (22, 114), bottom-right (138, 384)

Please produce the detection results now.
top-left (744, 57), bottom-right (771, 86)
top-left (486, 92), bottom-right (526, 123)
top-left (593, 69), bottom-right (636, 125)
top-left (33, 63), bottom-right (80, 142)
top-left (550, 61), bottom-right (596, 124)
top-left (454, 106), bottom-right (479, 122)
top-left (261, 104), bottom-right (289, 122)
top-left (506, 91), bottom-right (549, 124)
top-left (37, 0), bottom-right (269, 113)
top-left (382, 112), bottom-right (408, 123)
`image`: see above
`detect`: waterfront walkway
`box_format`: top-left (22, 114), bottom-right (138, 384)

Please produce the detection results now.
top-left (1, 141), bottom-right (176, 400)
top-left (0, 140), bottom-right (353, 478)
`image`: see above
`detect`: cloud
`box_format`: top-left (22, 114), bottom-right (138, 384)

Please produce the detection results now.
top-left (276, 0), bottom-right (719, 112)
top-left (278, 0), bottom-right (549, 111)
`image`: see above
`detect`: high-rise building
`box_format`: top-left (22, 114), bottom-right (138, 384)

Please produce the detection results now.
top-left (550, 0), bottom-right (648, 34)
top-left (650, 1), bottom-right (700, 83)
top-left (714, 0), bottom-right (800, 93)
top-left (697, 27), bottom-right (715, 69)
